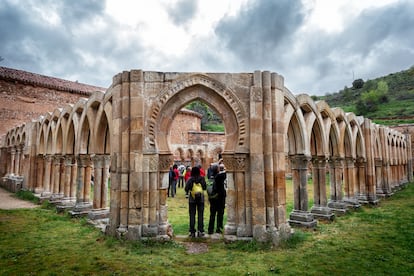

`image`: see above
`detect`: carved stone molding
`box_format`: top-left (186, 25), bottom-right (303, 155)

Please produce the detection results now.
top-left (147, 74), bottom-right (247, 149)
top-left (158, 154), bottom-right (174, 172)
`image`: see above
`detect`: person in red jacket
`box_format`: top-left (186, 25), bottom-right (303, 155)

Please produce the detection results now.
top-left (171, 164), bottom-right (179, 197)
top-left (198, 164), bottom-right (205, 178)
top-left (184, 166), bottom-right (192, 198)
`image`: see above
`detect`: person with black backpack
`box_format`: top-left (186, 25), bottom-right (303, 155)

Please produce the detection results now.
top-left (184, 166), bottom-right (207, 238)
top-left (208, 163), bottom-right (227, 234)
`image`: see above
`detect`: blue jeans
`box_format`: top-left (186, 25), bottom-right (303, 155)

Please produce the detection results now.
top-left (171, 180), bottom-right (177, 197)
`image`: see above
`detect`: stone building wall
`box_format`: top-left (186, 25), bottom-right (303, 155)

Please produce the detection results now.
top-left (0, 66), bottom-right (105, 142)
top-left (169, 109), bottom-right (226, 164)
top-left (187, 131), bottom-right (225, 144)
top-left (168, 109), bottom-right (201, 144)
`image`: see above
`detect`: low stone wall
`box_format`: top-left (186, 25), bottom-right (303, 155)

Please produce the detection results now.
top-left (1, 175), bottom-right (23, 192)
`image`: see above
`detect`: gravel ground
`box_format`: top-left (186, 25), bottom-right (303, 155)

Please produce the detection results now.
top-left (0, 187), bottom-right (38, 209)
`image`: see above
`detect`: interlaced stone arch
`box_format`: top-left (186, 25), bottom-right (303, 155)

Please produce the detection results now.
top-left (147, 74), bottom-right (248, 153)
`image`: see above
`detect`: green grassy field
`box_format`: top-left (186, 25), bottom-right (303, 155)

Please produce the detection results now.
top-left (1, 183), bottom-right (413, 275)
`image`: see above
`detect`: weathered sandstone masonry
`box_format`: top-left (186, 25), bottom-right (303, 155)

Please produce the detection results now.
top-left (1, 70), bottom-right (412, 245)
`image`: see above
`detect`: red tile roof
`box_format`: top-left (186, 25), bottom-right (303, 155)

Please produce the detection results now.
top-left (0, 66), bottom-right (106, 95)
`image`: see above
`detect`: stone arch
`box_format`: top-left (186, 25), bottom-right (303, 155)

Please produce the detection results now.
top-left (93, 102), bottom-right (111, 155)
top-left (60, 105), bottom-right (73, 155)
top-left (297, 95), bottom-right (334, 220)
top-left (284, 101), bottom-right (307, 156)
top-left (174, 147), bottom-right (185, 162)
top-left (147, 74), bottom-right (247, 153)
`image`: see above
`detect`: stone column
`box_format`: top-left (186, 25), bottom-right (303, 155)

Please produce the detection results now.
top-left (343, 157), bottom-right (360, 208)
top-left (15, 146), bottom-right (21, 176)
top-left (102, 155), bottom-right (111, 208)
top-left (271, 73), bottom-right (289, 230)
top-left (63, 156), bottom-right (73, 199)
top-left (249, 71), bottom-right (266, 240)
top-left (375, 158), bottom-right (385, 197)
top-left (148, 155), bottom-right (159, 236)
top-left (84, 156), bottom-right (93, 203)
top-left (52, 155), bottom-right (61, 196)
top-left (310, 157), bottom-right (334, 220)
top-left (76, 155), bottom-right (86, 203)
top-left (406, 134), bottom-right (413, 182)
top-left (35, 155), bottom-right (44, 194)
top-left (288, 155), bottom-right (316, 228)
top-left (0, 147), bottom-right (8, 176)
top-left (158, 153), bottom-right (174, 237)
top-left (343, 157), bottom-right (354, 199)
top-left (92, 155), bottom-right (103, 209)
top-left (70, 158), bottom-right (77, 199)
top-left (329, 157), bottom-right (344, 201)
top-left (328, 157), bottom-right (348, 213)
top-left (292, 155), bottom-right (310, 211)
top-left (223, 153), bottom-right (249, 237)
top-left (312, 157), bottom-right (327, 207)
top-left (69, 155), bottom-right (92, 216)
top-left (10, 147), bottom-right (16, 175)
top-left (41, 155), bottom-right (52, 196)
top-left (262, 71), bottom-right (276, 232)
top-left (355, 157), bottom-right (366, 201)
top-left (382, 159), bottom-right (391, 195)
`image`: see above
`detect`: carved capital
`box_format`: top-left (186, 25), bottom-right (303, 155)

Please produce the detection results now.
top-left (291, 155), bottom-right (311, 170)
top-left (158, 153), bottom-right (174, 172)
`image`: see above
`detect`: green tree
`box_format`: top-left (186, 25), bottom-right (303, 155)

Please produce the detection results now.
top-left (356, 80), bottom-right (389, 115)
top-left (186, 100), bottom-right (222, 130)
top-left (352, 78), bottom-right (364, 89)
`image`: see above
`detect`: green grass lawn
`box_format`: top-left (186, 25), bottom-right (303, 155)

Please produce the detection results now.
top-left (1, 183), bottom-right (413, 275)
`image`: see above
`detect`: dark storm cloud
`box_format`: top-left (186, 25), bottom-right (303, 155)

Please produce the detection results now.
top-left (0, 0), bottom-right (147, 88)
top-left (56, 0), bottom-right (105, 22)
top-left (214, 0), bottom-right (307, 66)
top-left (167, 0), bottom-right (198, 26)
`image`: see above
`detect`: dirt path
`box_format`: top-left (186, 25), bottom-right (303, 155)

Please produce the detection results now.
top-left (0, 187), bottom-right (38, 210)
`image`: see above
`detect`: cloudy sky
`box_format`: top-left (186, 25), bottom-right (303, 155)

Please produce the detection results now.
top-left (1, 0), bottom-right (413, 95)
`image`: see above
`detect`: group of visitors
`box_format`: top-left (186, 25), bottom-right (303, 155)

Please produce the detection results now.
top-left (168, 159), bottom-right (227, 238)
top-left (183, 160), bottom-right (227, 238)
top-left (168, 164), bottom-right (192, 198)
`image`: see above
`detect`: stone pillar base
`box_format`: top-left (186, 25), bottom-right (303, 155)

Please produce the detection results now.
top-left (87, 208), bottom-right (110, 220)
top-left (56, 201), bottom-right (76, 213)
top-left (39, 192), bottom-right (52, 202)
top-left (1, 175), bottom-right (23, 192)
top-left (69, 202), bottom-right (93, 217)
top-left (288, 210), bottom-right (317, 228)
top-left (310, 206), bottom-right (335, 221)
top-left (34, 187), bottom-right (44, 194)
top-left (328, 200), bottom-right (349, 215)
top-left (236, 224), bottom-right (251, 237)
top-left (158, 223), bottom-right (173, 239)
top-left (224, 223), bottom-right (237, 236)
top-left (342, 197), bottom-right (362, 209)
top-left (357, 196), bottom-right (380, 205)
top-left (49, 193), bottom-right (65, 204)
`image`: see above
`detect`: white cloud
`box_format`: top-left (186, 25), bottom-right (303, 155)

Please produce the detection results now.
top-left (0, 0), bottom-right (412, 95)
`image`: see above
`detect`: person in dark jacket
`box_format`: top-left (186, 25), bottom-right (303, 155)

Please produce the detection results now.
top-left (185, 166), bottom-right (207, 238)
top-left (208, 163), bottom-right (227, 234)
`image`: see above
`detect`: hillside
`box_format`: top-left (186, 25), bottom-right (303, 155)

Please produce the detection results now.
top-left (316, 66), bottom-right (414, 125)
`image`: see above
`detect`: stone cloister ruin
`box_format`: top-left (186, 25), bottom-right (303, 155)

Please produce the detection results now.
top-left (1, 70), bottom-right (413, 243)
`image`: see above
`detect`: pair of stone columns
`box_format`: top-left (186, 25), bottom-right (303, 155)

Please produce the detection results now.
top-left (8, 146), bottom-right (23, 176)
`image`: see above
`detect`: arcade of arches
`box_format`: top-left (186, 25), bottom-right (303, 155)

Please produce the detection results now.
top-left (1, 70), bottom-right (412, 244)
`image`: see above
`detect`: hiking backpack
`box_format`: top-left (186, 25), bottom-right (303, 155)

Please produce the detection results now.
top-left (191, 181), bottom-right (203, 200)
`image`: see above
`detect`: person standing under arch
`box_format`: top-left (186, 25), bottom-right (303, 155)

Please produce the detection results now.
top-left (185, 166), bottom-right (207, 238)
top-left (208, 163), bottom-right (227, 234)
